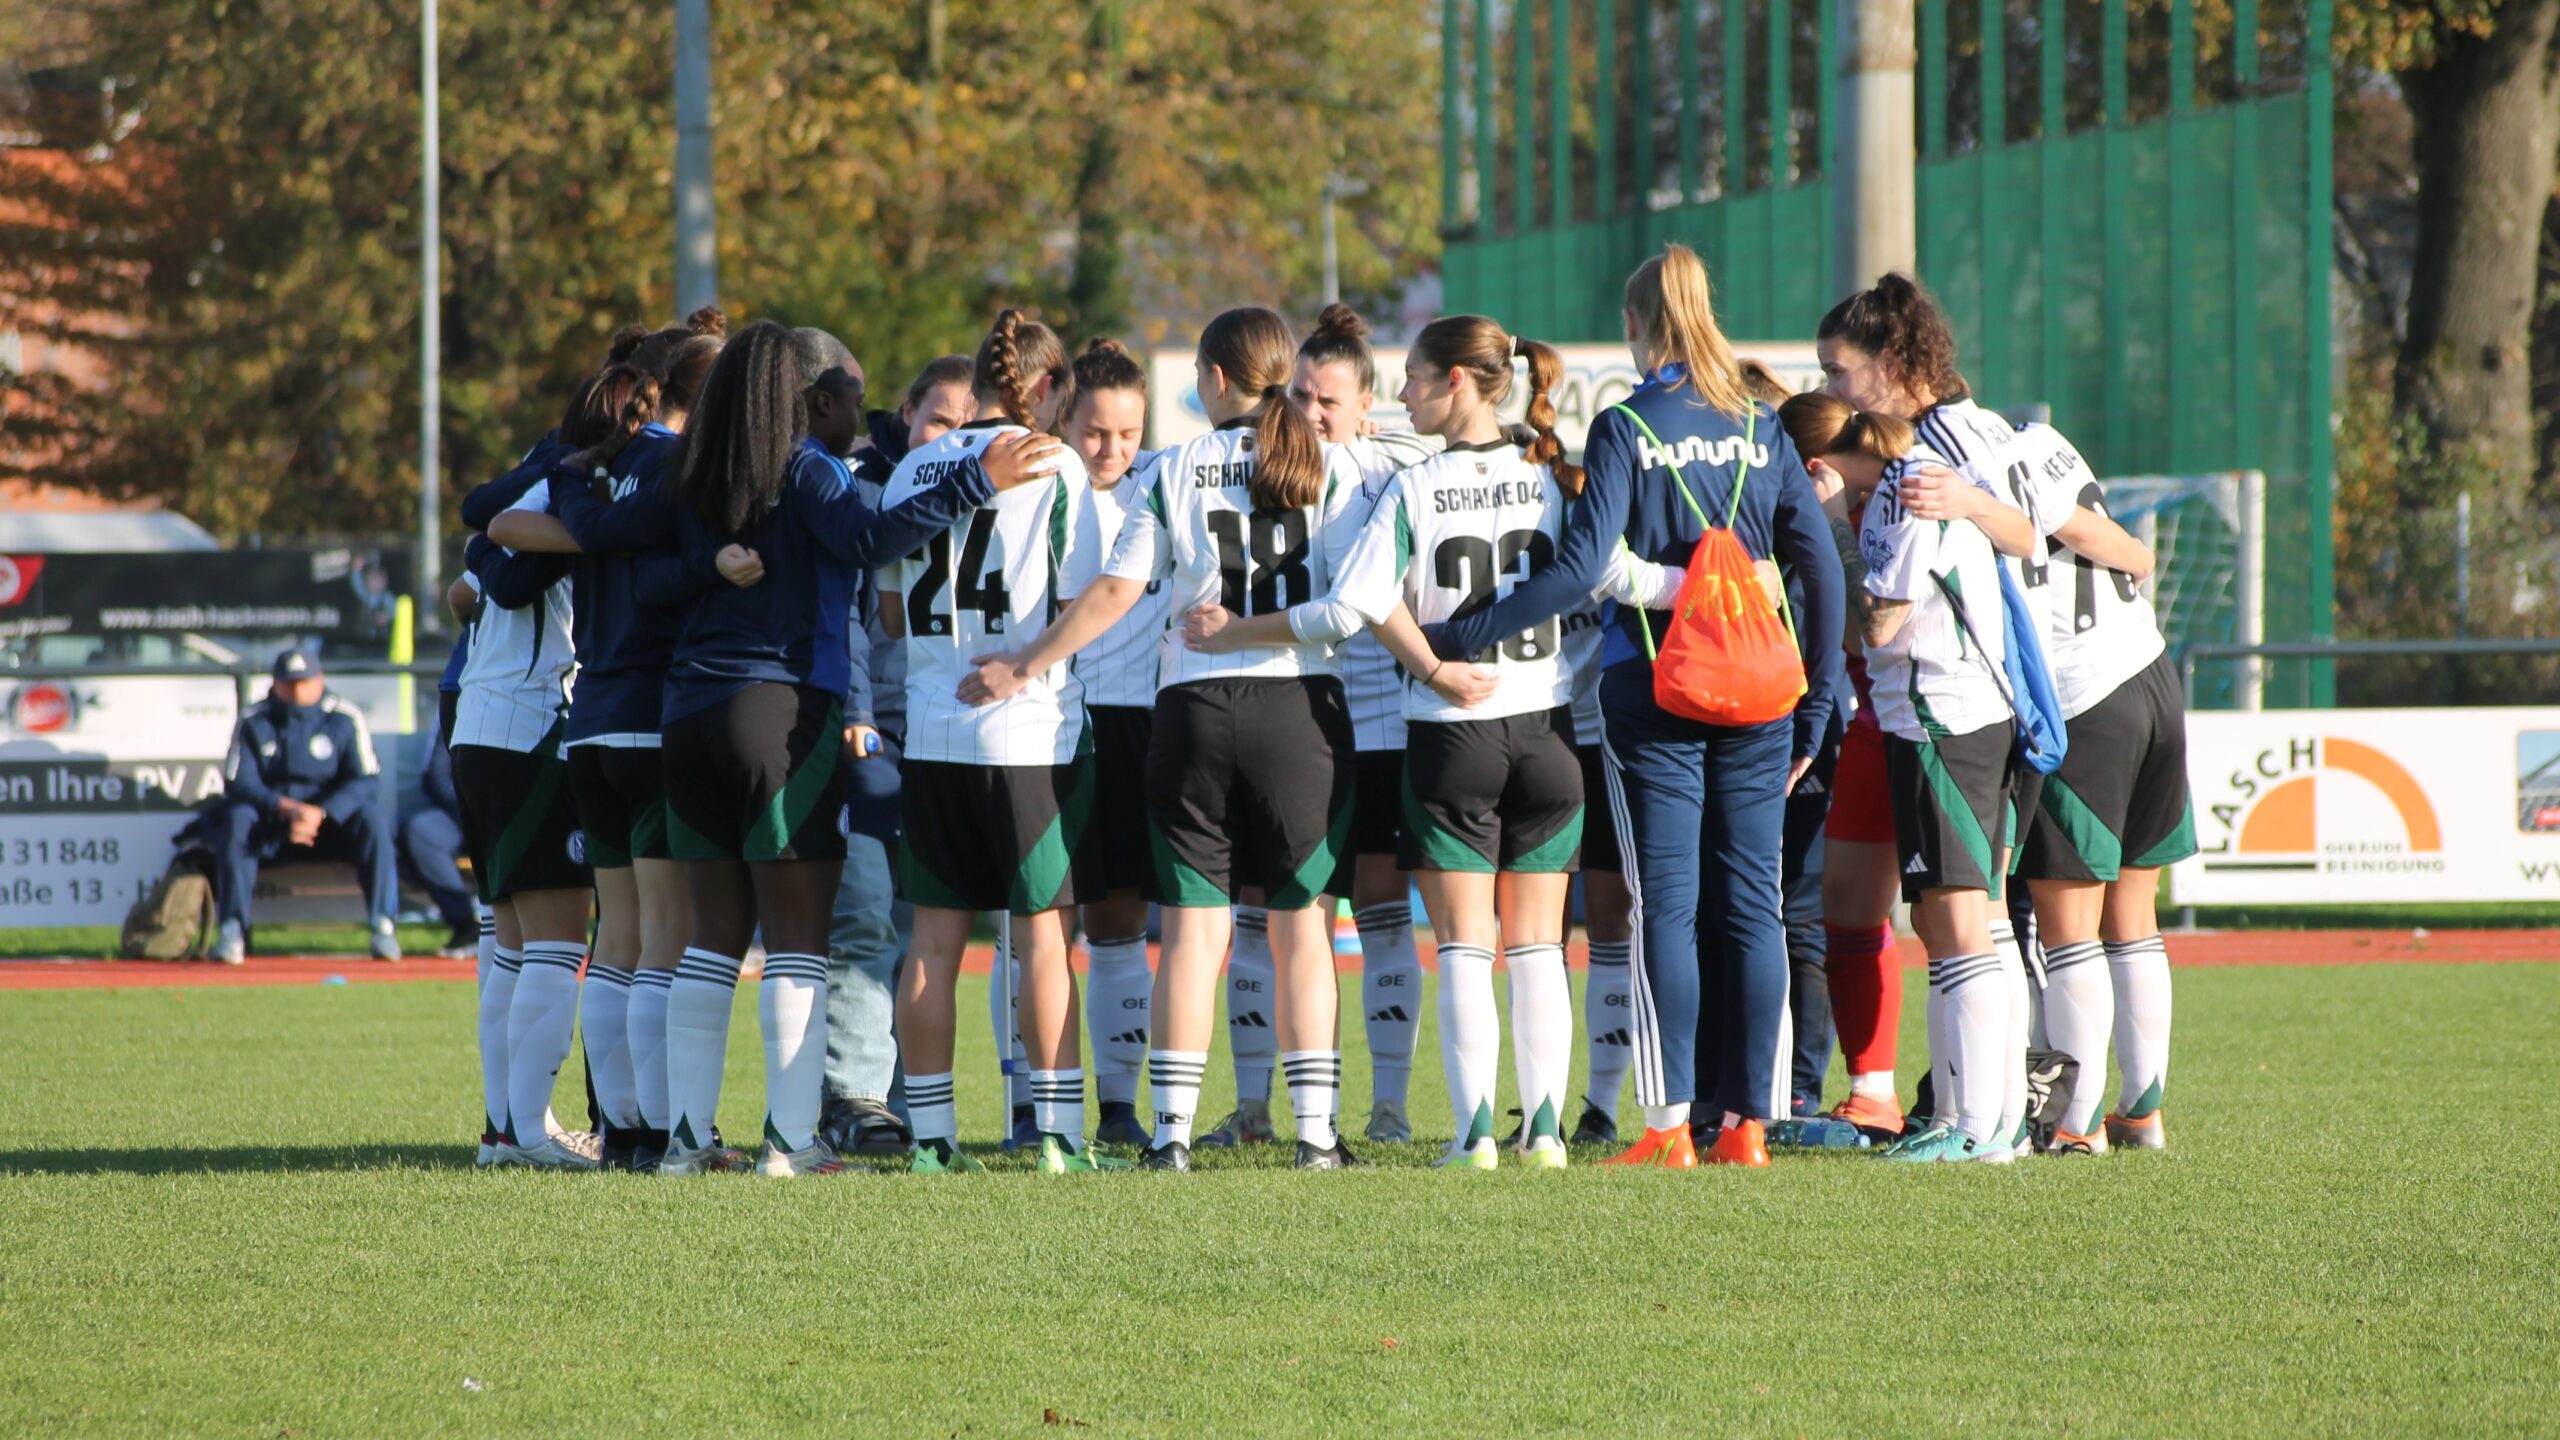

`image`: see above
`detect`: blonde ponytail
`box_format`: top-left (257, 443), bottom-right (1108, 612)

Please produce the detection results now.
top-left (1625, 243), bottom-right (1751, 418)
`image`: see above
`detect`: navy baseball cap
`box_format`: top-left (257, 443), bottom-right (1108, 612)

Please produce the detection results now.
top-left (271, 648), bottom-right (322, 682)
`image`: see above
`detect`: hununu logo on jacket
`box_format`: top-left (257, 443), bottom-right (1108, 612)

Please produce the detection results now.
top-left (1632, 434), bottom-right (1769, 471)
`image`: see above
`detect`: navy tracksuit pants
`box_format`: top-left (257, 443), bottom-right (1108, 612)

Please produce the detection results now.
top-left (1594, 664), bottom-right (1793, 1120)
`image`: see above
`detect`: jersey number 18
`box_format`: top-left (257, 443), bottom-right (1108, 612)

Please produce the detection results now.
top-left (1207, 509), bottom-right (1311, 615)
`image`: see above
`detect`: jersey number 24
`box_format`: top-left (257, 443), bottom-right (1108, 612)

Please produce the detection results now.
top-left (908, 510), bottom-right (1010, 636)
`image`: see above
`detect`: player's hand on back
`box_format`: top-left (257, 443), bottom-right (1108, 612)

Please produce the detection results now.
top-left (957, 651), bottom-right (1031, 706)
top-left (715, 545), bottom-right (765, 588)
top-left (1896, 464), bottom-right (1978, 522)
top-left (980, 429), bottom-right (1066, 492)
top-left (1425, 661), bottom-right (1501, 710)
top-left (1182, 604), bottom-right (1245, 654)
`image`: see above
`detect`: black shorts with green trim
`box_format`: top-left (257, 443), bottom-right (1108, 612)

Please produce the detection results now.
top-left (2020, 649), bottom-right (2198, 882)
top-left (1575, 742), bottom-right (1622, 874)
top-left (662, 683), bottom-right (847, 865)
top-left (898, 755), bottom-right (1095, 915)
top-left (1083, 704), bottom-right (1154, 895)
top-left (452, 732), bottom-right (590, 903)
top-left (1146, 676), bottom-right (1353, 911)
top-left (1884, 720), bottom-right (2011, 902)
top-left (1400, 708), bottom-right (1583, 876)
top-left (566, 743), bottom-right (670, 870)
top-left (1326, 746), bottom-right (1409, 898)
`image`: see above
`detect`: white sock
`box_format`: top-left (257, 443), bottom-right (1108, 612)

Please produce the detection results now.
top-left (628, 969), bottom-right (674, 1130)
top-left (475, 933), bottom-right (516, 1139)
top-left (1031, 1066), bottom-right (1086, 1145)
top-left (1583, 940), bottom-right (1634, 1122)
top-left (666, 947), bottom-right (742, 1150)
top-left (1280, 1049), bottom-right (1342, 1150)
top-left (1849, 1070), bottom-right (1898, 1101)
top-left (1355, 901), bottom-right (1421, 1109)
top-left (504, 941), bottom-right (586, 1146)
top-left (2039, 940), bottom-right (2112, 1135)
top-left (1148, 1049), bottom-right (1207, 1148)
top-left (1930, 951), bottom-right (2009, 1145)
top-left (1436, 943), bottom-right (1500, 1148)
top-left (1641, 1101), bottom-right (1691, 1131)
top-left (992, 929), bottom-right (1030, 1115)
top-left (1227, 907), bottom-right (1276, 1105)
top-left (1988, 920), bottom-right (2029, 1146)
top-left (1083, 936), bottom-right (1152, 1107)
top-left (906, 1071), bottom-right (957, 1144)
top-left (580, 964), bottom-right (640, 1129)
top-left (1505, 942), bottom-right (1572, 1146)
top-left (2106, 935), bottom-right (2173, 1116)
top-left (757, 952), bottom-right (828, 1153)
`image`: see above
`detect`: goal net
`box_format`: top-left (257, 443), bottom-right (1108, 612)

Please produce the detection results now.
top-left (2099, 471), bottom-right (2267, 710)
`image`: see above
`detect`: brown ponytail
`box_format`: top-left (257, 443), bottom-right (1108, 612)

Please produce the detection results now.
top-left (1199, 306), bottom-right (1326, 510)
top-left (1624, 243), bottom-right (1751, 417)
top-left (1816, 272), bottom-right (1967, 405)
top-left (1516, 338), bottom-right (1586, 497)
top-left (1408, 314), bottom-right (1584, 495)
top-left (1777, 390), bottom-right (1914, 467)
top-left (973, 307), bottom-right (1069, 430)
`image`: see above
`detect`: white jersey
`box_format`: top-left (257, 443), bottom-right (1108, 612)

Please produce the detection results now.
top-left (1100, 421), bottom-right (1366, 689)
top-left (1336, 429), bottom-right (1441, 751)
top-left (886, 423), bottom-right (1097, 766)
top-left (1997, 422), bottom-right (2168, 718)
top-left (1332, 441), bottom-right (1679, 725)
top-left (454, 480), bottom-right (577, 753)
top-left (1859, 445), bottom-right (2014, 742)
top-left (1071, 451), bottom-right (1170, 709)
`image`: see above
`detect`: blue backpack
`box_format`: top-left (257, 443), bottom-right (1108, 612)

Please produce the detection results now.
top-left (1933, 563), bottom-right (2070, 776)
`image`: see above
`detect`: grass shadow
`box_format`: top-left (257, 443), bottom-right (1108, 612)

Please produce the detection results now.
top-left (0, 1144), bottom-right (475, 1176)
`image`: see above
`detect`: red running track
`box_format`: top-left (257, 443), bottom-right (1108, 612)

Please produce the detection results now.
top-left (1, 930), bottom-right (2552, 991)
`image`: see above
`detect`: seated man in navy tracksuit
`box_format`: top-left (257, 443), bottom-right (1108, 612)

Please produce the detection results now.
top-left (210, 648), bottom-right (400, 964)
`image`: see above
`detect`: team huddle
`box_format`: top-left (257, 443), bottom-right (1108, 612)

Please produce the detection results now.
top-left (444, 242), bottom-right (2191, 1177)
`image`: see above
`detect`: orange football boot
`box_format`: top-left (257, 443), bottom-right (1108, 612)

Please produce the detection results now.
top-left (1826, 1092), bottom-right (1906, 1141)
top-left (1708, 1118), bottom-right (1770, 1167)
top-left (1600, 1125), bottom-right (1699, 1168)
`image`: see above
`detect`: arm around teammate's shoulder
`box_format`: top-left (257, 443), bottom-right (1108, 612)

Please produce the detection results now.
top-left (1427, 414), bottom-right (1633, 660)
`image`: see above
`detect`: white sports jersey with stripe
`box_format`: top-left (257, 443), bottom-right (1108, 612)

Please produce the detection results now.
top-left (1859, 446), bottom-right (2014, 741)
top-left (1071, 450), bottom-right (1171, 709)
top-left (1336, 429), bottom-right (1442, 750)
top-left (1100, 421), bottom-right (1365, 688)
top-left (886, 422), bottom-right (1098, 765)
top-left (1996, 422), bottom-right (2167, 718)
top-left (454, 481), bottom-right (577, 753)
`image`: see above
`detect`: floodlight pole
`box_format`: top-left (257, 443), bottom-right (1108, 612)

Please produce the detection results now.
top-left (1833, 0), bottom-right (1915, 296)
top-left (675, 0), bottom-right (718, 314)
top-left (417, 0), bottom-right (441, 621)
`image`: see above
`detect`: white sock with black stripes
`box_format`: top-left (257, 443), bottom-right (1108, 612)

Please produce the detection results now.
top-left (2038, 940), bottom-right (2112, 1135)
top-left (757, 952), bottom-right (828, 1154)
top-left (1227, 907), bottom-right (1276, 1105)
top-left (1031, 1067), bottom-right (1086, 1148)
top-left (627, 969), bottom-right (674, 1132)
top-left (1280, 1049), bottom-right (1342, 1151)
top-left (475, 930), bottom-right (515, 1140)
top-left (1147, 1049), bottom-right (1208, 1148)
top-left (504, 940), bottom-right (586, 1146)
top-left (1083, 937), bottom-right (1152, 1107)
top-left (1505, 942), bottom-right (1572, 1147)
top-left (906, 1071), bottom-right (957, 1147)
top-left (580, 963), bottom-right (639, 1129)
top-left (2106, 935), bottom-right (2173, 1118)
top-left (1583, 940), bottom-right (1634, 1123)
top-left (1988, 919), bottom-right (2031, 1147)
top-left (1355, 902), bottom-right (1422, 1110)
top-left (665, 948), bottom-right (741, 1151)
top-left (1435, 942), bottom-right (1500, 1149)
top-left (1929, 950), bottom-right (2010, 1147)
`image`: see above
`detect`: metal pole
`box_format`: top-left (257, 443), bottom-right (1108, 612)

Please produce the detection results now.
top-left (674, 0), bottom-right (718, 315)
top-left (2237, 469), bottom-right (2265, 710)
top-left (417, 0), bottom-right (441, 622)
top-left (1833, 0), bottom-right (1917, 298)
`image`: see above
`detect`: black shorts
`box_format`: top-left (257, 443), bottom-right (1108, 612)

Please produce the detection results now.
top-left (899, 757), bottom-right (1095, 915)
top-left (662, 683), bottom-right (847, 865)
top-left (567, 743), bottom-right (670, 869)
top-left (452, 731), bottom-right (590, 902)
top-left (1084, 705), bottom-right (1154, 894)
top-left (1147, 677), bottom-right (1353, 910)
top-left (1575, 742), bottom-right (1622, 874)
top-left (2020, 649), bottom-right (2198, 882)
top-left (1352, 748), bottom-right (1406, 857)
top-left (1400, 708), bottom-right (1583, 875)
top-left (1884, 721), bottom-right (2012, 902)
top-left (437, 690), bottom-right (459, 750)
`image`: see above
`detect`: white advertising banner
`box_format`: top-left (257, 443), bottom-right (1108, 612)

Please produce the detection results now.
top-left (0, 675), bottom-right (240, 927)
top-left (2172, 706), bottom-right (2560, 904)
top-left (1147, 341), bottom-right (1822, 453)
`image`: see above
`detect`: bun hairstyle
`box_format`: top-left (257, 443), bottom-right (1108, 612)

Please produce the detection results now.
top-left (1199, 306), bottom-right (1325, 511)
top-left (673, 319), bottom-right (811, 534)
top-left (1816, 272), bottom-right (1967, 405)
top-left (973, 307), bottom-right (1070, 429)
top-left (1777, 390), bottom-right (1915, 469)
top-left (605, 324), bottom-right (651, 366)
top-left (1071, 336), bottom-right (1148, 398)
top-left (1624, 243), bottom-right (1751, 418)
top-left (684, 304), bottom-right (729, 338)
top-left (1738, 359), bottom-right (1793, 409)
top-left (1297, 301), bottom-right (1377, 395)
top-left (1409, 314), bottom-right (1585, 496)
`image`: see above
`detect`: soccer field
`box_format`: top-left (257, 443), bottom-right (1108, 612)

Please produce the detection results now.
top-left (4, 963), bottom-right (2555, 1437)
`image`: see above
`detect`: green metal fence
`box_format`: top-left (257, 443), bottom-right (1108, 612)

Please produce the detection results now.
top-left (1441, 0), bottom-right (2335, 705)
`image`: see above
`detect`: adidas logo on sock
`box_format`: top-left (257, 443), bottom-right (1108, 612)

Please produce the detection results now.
top-left (1905, 853), bottom-right (1928, 874)
top-left (1109, 1029), bottom-right (1150, 1046)
top-left (1595, 1028), bottom-right (1632, 1047)
top-left (1368, 1005), bottom-right (1411, 1024)
top-left (1231, 1011), bottom-right (1271, 1029)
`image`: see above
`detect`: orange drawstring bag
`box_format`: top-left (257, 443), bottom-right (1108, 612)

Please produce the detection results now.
top-left (1612, 404), bottom-right (1806, 727)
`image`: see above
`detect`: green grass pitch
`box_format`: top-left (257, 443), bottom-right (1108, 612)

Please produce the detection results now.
top-left (2, 962), bottom-right (2555, 1436)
